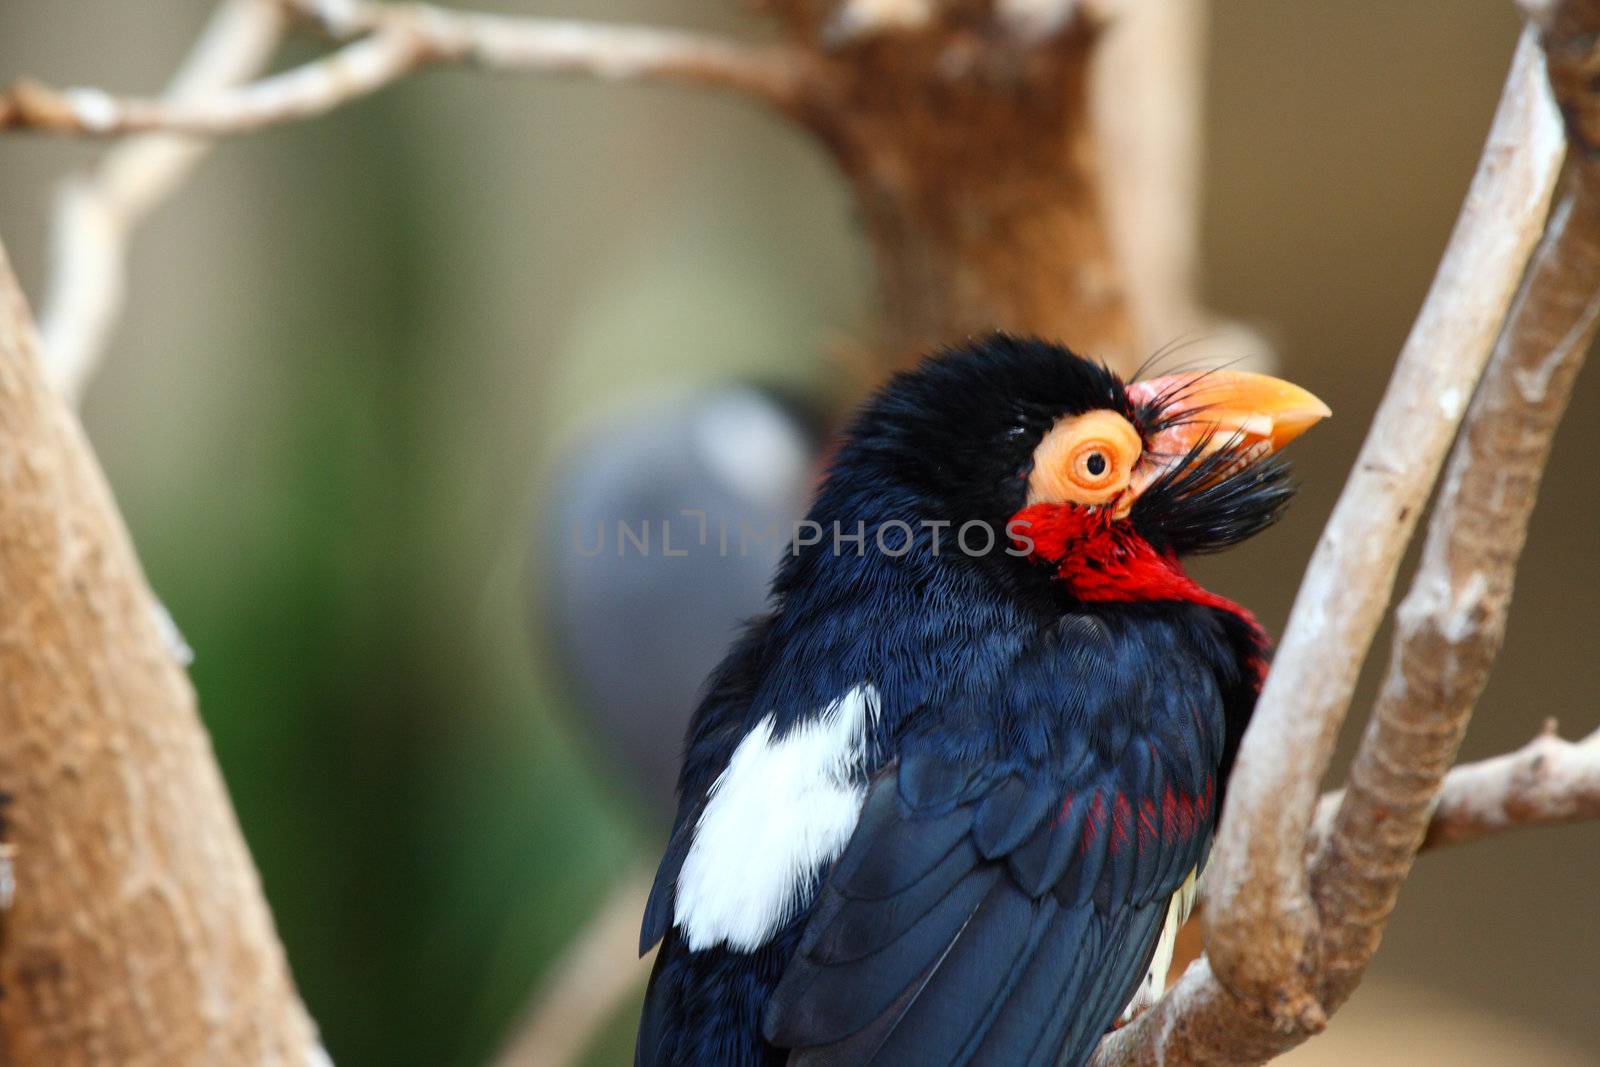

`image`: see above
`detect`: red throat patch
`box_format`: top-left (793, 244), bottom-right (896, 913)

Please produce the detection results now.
top-left (1008, 503), bottom-right (1267, 674)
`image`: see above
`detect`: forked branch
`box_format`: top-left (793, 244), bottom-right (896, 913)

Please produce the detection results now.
top-left (8, 0), bottom-right (812, 406)
top-left (1092, 6), bottom-right (1600, 1064)
top-left (37, 0), bottom-right (287, 403)
top-left (1310, 1), bottom-right (1600, 1008)
top-left (1199, 22), bottom-right (1564, 1032)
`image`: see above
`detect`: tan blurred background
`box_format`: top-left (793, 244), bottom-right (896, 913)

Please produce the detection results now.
top-left (0, 2), bottom-right (1596, 1064)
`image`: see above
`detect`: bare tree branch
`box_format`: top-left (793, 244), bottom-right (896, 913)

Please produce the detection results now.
top-left (281, 0), bottom-right (813, 108)
top-left (1092, 11), bottom-right (1600, 1065)
top-left (1309, 722), bottom-right (1600, 855)
top-left (1417, 722), bottom-right (1600, 849)
top-left (1309, 8), bottom-right (1600, 1011)
top-left (6, 0), bottom-right (806, 399)
top-left (38, 0), bottom-right (286, 405)
top-left (1195, 24), bottom-right (1564, 1030)
top-left (0, 4), bottom-right (810, 138)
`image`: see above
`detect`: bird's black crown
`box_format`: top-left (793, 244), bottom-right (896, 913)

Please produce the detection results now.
top-left (823, 334), bottom-right (1295, 557)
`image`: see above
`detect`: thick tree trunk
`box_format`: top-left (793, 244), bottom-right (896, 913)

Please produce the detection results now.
top-left (801, 25), bottom-right (1136, 368)
top-left (775, 2), bottom-right (1203, 375)
top-left (0, 233), bottom-right (320, 1065)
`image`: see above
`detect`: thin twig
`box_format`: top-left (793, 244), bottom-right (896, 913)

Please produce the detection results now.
top-left (0, 4), bottom-right (810, 139)
top-left (283, 0), bottom-right (812, 106)
top-left (37, 0), bottom-right (286, 404)
top-left (1309, 722), bottom-right (1600, 854)
top-left (1419, 722), bottom-right (1600, 849)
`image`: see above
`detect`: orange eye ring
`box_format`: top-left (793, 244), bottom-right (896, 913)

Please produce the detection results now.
top-left (1026, 410), bottom-right (1141, 507)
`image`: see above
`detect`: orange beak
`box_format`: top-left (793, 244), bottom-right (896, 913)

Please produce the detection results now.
top-left (1123, 369), bottom-right (1330, 500)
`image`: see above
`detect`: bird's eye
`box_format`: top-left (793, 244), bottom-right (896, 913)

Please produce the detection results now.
top-left (1025, 410), bottom-right (1141, 508)
top-left (1068, 442), bottom-right (1121, 490)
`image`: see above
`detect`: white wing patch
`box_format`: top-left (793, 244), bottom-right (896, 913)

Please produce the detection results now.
top-left (1121, 867), bottom-right (1201, 1022)
top-left (674, 685), bottom-right (881, 952)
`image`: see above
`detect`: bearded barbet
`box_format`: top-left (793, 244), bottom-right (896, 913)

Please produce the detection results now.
top-left (635, 335), bottom-right (1328, 1067)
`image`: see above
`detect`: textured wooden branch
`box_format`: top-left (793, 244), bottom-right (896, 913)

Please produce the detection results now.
top-left (39, 0), bottom-right (286, 405)
top-left (0, 4), bottom-right (809, 138)
top-left (1308, 722), bottom-right (1600, 855)
top-left (1195, 24), bottom-right (1563, 1029)
top-left (1309, 22), bottom-right (1600, 1019)
top-left (719, 0), bottom-right (1217, 373)
top-left (1418, 723), bottom-right (1600, 849)
top-left (1091, 12), bottom-right (1600, 1066)
top-left (0, 232), bottom-right (323, 1063)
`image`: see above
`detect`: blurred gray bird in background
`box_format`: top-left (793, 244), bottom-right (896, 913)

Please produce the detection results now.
top-left (539, 384), bottom-right (822, 810)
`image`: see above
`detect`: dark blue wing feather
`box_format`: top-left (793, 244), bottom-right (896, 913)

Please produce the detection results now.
top-left (764, 617), bottom-right (1226, 1067)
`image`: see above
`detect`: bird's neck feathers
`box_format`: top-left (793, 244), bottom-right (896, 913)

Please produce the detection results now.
top-left (1011, 501), bottom-right (1264, 635)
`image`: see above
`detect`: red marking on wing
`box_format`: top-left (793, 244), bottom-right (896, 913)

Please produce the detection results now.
top-left (1138, 798), bottom-right (1159, 851)
top-left (1052, 791), bottom-right (1075, 828)
top-left (1176, 791), bottom-right (1196, 841)
top-left (1081, 791), bottom-right (1105, 855)
top-left (1110, 793), bottom-right (1132, 853)
top-left (1137, 778), bottom-right (1222, 846)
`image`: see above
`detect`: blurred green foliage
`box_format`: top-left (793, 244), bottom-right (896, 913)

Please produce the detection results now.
top-left (123, 99), bottom-right (636, 1063)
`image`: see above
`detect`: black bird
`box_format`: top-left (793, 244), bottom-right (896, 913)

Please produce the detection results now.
top-left (636, 336), bottom-right (1328, 1066)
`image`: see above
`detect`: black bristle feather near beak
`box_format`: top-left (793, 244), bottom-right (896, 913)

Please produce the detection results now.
top-left (1131, 440), bottom-right (1298, 556)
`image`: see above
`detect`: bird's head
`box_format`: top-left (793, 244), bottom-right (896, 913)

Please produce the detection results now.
top-left (827, 335), bottom-right (1328, 600)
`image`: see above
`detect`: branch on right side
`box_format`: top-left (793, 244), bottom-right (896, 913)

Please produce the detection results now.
top-left (1309, 721), bottom-right (1600, 855)
top-left (1092, 4), bottom-right (1600, 1064)
top-left (1202, 21), bottom-right (1563, 1035)
top-left (1417, 722), bottom-right (1600, 850)
top-left (1310, 0), bottom-right (1600, 990)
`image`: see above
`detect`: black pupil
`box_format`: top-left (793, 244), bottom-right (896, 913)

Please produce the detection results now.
top-left (1085, 452), bottom-right (1107, 476)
